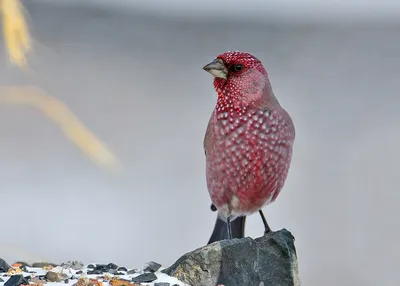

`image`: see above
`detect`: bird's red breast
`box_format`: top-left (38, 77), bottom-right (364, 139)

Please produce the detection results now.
top-left (203, 51), bottom-right (295, 219)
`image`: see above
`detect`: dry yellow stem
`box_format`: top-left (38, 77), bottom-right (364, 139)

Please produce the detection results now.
top-left (1, 0), bottom-right (31, 68)
top-left (0, 86), bottom-right (122, 173)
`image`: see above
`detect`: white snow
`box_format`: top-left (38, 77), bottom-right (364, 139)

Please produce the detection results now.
top-left (0, 264), bottom-right (189, 286)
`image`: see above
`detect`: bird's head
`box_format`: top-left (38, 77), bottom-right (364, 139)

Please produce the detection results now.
top-left (203, 51), bottom-right (274, 113)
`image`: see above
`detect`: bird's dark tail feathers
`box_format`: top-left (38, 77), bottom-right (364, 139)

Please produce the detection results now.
top-left (207, 216), bottom-right (246, 244)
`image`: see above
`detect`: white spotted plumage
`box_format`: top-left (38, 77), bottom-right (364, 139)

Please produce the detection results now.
top-left (204, 51), bottom-right (295, 220)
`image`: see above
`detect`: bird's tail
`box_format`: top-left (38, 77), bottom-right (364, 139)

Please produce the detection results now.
top-left (207, 216), bottom-right (246, 244)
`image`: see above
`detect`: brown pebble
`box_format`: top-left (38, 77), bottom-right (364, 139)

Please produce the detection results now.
top-left (45, 271), bottom-right (60, 282)
top-left (32, 262), bottom-right (58, 268)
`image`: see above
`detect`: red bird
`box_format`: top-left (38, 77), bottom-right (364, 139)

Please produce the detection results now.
top-left (203, 51), bottom-right (295, 243)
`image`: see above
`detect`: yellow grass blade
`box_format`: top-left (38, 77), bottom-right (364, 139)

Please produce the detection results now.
top-left (0, 86), bottom-right (122, 173)
top-left (1, 0), bottom-right (31, 68)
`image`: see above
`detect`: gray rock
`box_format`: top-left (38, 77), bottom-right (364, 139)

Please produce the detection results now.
top-left (32, 262), bottom-right (58, 268)
top-left (45, 271), bottom-right (60, 282)
top-left (61, 261), bottom-right (84, 270)
top-left (0, 258), bottom-right (10, 272)
top-left (143, 261), bottom-right (162, 273)
top-left (163, 229), bottom-right (300, 286)
top-left (131, 272), bottom-right (157, 283)
top-left (4, 275), bottom-right (27, 286)
top-left (127, 269), bottom-right (138, 274)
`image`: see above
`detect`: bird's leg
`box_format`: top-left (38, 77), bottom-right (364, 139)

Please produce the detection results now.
top-left (259, 210), bottom-right (271, 234)
top-left (226, 216), bottom-right (233, 239)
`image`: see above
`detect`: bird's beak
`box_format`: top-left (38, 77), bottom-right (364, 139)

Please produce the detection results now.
top-left (203, 58), bottom-right (228, 80)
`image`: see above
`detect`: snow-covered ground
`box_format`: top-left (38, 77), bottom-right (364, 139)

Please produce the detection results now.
top-left (0, 261), bottom-right (187, 286)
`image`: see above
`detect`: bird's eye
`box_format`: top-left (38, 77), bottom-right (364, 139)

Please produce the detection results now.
top-left (232, 64), bottom-right (243, 72)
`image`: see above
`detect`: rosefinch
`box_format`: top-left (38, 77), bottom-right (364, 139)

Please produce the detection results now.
top-left (203, 51), bottom-right (295, 243)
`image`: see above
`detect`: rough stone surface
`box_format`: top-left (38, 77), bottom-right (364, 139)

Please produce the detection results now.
top-left (4, 275), bottom-right (27, 286)
top-left (0, 258), bottom-right (10, 273)
top-left (131, 272), bottom-right (157, 283)
top-left (61, 261), bottom-right (84, 271)
top-left (143, 261), bottom-right (162, 273)
top-left (45, 271), bottom-right (60, 282)
top-left (32, 262), bottom-right (58, 268)
top-left (163, 229), bottom-right (300, 286)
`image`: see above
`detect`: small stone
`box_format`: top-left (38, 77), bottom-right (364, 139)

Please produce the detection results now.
top-left (87, 265), bottom-right (95, 269)
top-left (109, 279), bottom-right (133, 286)
top-left (75, 277), bottom-right (86, 286)
top-left (4, 275), bottom-right (26, 286)
top-left (13, 262), bottom-right (31, 267)
top-left (76, 271), bottom-right (83, 275)
top-left (87, 270), bottom-right (103, 275)
top-left (64, 279), bottom-right (69, 283)
top-left (94, 265), bottom-right (108, 273)
top-left (143, 262), bottom-right (161, 273)
top-left (45, 271), bottom-right (60, 282)
top-left (107, 269), bottom-right (116, 275)
top-left (107, 263), bottom-right (118, 270)
top-left (20, 265), bottom-right (28, 272)
top-left (32, 262), bottom-right (58, 268)
top-left (113, 272), bottom-right (124, 276)
top-left (7, 268), bottom-right (22, 275)
top-left (0, 258), bottom-right (10, 272)
top-left (61, 261), bottom-right (84, 271)
top-left (131, 273), bottom-right (157, 283)
top-left (154, 283), bottom-right (170, 286)
top-left (126, 269), bottom-right (137, 275)
top-left (117, 267), bottom-right (127, 272)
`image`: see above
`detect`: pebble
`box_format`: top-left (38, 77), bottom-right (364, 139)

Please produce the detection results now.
top-left (143, 261), bottom-right (161, 273)
top-left (14, 262), bottom-right (31, 268)
top-left (131, 273), bottom-right (157, 283)
top-left (0, 258), bottom-right (10, 273)
top-left (4, 275), bottom-right (27, 286)
top-left (61, 261), bottom-right (84, 271)
top-left (107, 263), bottom-right (118, 270)
top-left (0, 261), bottom-right (183, 286)
top-left (87, 270), bottom-right (103, 275)
top-left (32, 262), bottom-right (58, 268)
top-left (45, 271), bottom-right (60, 282)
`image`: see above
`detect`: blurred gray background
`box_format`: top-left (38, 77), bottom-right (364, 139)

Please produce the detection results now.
top-left (1, 1), bottom-right (399, 285)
